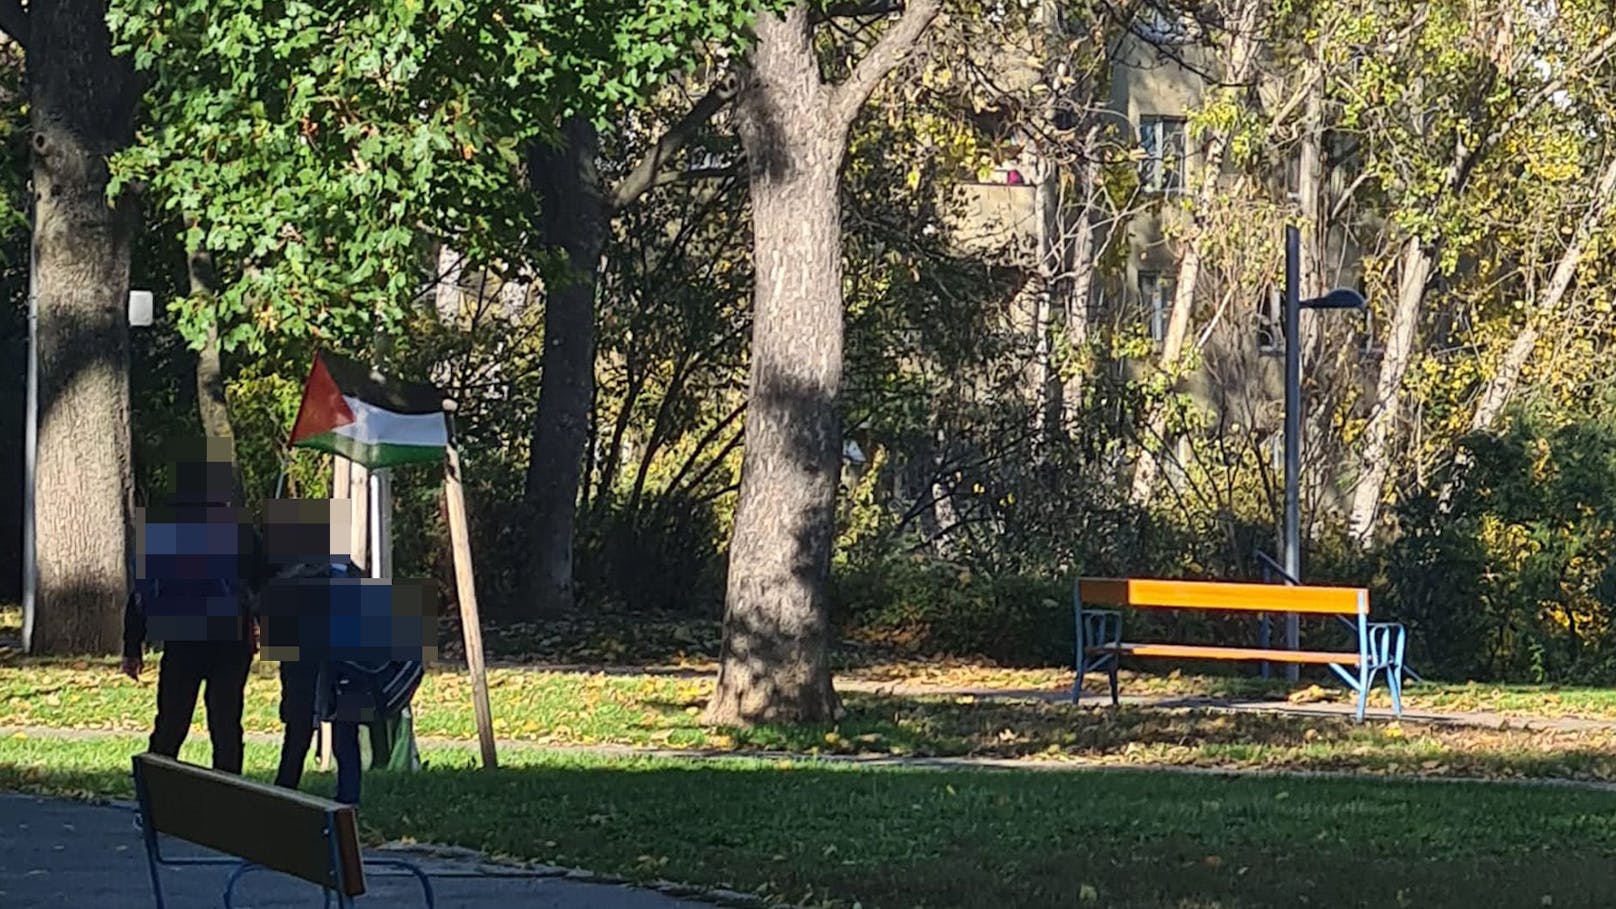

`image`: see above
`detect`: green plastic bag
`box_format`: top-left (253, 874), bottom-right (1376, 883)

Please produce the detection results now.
top-left (364, 707), bottom-right (421, 772)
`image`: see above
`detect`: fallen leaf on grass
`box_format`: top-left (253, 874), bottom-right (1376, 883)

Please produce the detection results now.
top-left (1288, 685), bottom-right (1330, 704)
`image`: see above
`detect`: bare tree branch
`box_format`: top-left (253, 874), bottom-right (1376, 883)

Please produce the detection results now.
top-left (610, 73), bottom-right (740, 212)
top-left (0, 0), bottom-right (27, 50)
top-left (828, 0), bottom-right (943, 130)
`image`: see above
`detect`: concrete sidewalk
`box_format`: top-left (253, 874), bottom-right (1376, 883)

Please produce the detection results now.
top-left (0, 792), bottom-right (719, 909)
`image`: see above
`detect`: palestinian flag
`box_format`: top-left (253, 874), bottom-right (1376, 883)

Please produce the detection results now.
top-left (290, 352), bottom-right (449, 470)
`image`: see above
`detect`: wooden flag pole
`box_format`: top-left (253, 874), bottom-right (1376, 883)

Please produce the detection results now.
top-left (443, 437), bottom-right (497, 769)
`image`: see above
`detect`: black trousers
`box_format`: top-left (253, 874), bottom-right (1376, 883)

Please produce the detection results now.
top-left (274, 662), bottom-right (363, 803)
top-left (148, 640), bottom-right (253, 774)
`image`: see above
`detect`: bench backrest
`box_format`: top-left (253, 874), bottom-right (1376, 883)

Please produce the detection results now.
top-left (1077, 578), bottom-right (1366, 616)
top-left (132, 753), bottom-right (365, 896)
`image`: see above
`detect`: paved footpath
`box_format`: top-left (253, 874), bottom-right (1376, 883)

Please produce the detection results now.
top-left (0, 792), bottom-right (718, 909)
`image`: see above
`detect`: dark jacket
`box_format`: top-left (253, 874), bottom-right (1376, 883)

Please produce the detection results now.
top-left (123, 508), bottom-right (265, 661)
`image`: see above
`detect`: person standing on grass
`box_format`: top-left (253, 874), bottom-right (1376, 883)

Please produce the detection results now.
top-left (262, 497), bottom-right (422, 806)
top-left (122, 437), bottom-right (263, 774)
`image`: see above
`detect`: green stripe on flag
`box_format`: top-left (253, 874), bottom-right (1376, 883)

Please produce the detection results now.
top-left (297, 431), bottom-right (447, 470)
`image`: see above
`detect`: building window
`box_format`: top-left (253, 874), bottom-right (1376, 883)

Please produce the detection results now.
top-left (1139, 117), bottom-right (1186, 194)
top-left (1139, 271), bottom-right (1175, 342)
top-left (1257, 288), bottom-right (1282, 355)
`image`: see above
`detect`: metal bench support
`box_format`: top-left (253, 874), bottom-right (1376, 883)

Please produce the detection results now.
top-left (139, 809), bottom-right (436, 909)
top-left (1071, 578), bottom-right (1408, 722)
top-left (1072, 597), bottom-right (1122, 706)
top-left (221, 856), bottom-right (435, 909)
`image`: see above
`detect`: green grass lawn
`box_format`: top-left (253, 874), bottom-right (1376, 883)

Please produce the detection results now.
top-left (6, 654), bottom-right (1616, 784)
top-left (3, 733), bottom-right (1615, 908)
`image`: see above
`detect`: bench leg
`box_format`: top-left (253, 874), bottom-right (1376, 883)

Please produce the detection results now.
top-left (224, 862), bottom-right (271, 909)
top-left (1387, 664), bottom-right (1404, 717)
top-left (365, 858), bottom-right (437, 909)
top-left (1107, 660), bottom-right (1120, 707)
top-left (1355, 660), bottom-right (1374, 723)
top-left (140, 821), bottom-right (166, 909)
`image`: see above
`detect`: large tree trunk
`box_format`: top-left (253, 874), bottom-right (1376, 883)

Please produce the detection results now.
top-left (706, 8), bottom-right (844, 725)
top-left (1129, 242), bottom-right (1203, 504)
top-left (27, 0), bottom-right (139, 654)
top-left (706, 1), bottom-right (939, 726)
top-left (523, 117), bottom-right (606, 616)
top-left (1346, 236), bottom-right (1431, 542)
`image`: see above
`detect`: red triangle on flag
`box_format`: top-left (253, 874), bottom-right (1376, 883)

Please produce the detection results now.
top-left (289, 353), bottom-right (358, 445)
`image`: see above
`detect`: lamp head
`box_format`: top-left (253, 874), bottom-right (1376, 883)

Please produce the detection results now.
top-left (1301, 288), bottom-right (1366, 310)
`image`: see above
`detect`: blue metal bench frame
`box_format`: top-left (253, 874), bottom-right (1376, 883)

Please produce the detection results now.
top-left (132, 757), bottom-right (434, 909)
top-left (1073, 579), bottom-right (1408, 722)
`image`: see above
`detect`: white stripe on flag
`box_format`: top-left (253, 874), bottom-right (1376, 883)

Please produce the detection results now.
top-left (333, 396), bottom-right (449, 448)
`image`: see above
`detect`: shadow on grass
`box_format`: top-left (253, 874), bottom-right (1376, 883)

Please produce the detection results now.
top-left (715, 696), bottom-right (1616, 782)
top-left (4, 737), bottom-right (1616, 909)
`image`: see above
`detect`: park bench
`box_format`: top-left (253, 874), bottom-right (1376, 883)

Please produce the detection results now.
top-left (132, 752), bottom-right (434, 908)
top-left (1072, 578), bottom-right (1407, 721)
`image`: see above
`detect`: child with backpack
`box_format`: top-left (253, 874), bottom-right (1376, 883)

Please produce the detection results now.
top-left (261, 498), bottom-right (423, 805)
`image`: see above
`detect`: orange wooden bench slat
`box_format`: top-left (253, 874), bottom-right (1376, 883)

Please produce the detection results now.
top-left (1087, 642), bottom-right (1361, 665)
top-left (1078, 578), bottom-right (1364, 615)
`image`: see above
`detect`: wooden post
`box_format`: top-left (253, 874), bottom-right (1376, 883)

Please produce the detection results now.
top-left (444, 444), bottom-right (497, 768)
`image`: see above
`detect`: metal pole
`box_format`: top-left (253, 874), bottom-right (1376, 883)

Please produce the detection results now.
top-left (1283, 224), bottom-right (1302, 681)
top-left (21, 199), bottom-right (36, 652)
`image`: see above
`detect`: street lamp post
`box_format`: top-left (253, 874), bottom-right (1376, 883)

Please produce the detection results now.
top-left (21, 205), bottom-right (35, 651)
top-left (1278, 224), bottom-right (1364, 680)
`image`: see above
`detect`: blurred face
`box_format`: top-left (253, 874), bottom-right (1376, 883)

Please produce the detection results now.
top-left (169, 436), bottom-right (238, 505)
top-left (263, 498), bottom-right (353, 565)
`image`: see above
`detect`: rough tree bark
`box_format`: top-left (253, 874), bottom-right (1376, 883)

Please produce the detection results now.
top-left (25, 0), bottom-right (139, 654)
top-left (1128, 0), bottom-right (1261, 507)
top-left (523, 116), bottom-right (606, 616)
top-left (705, 1), bottom-right (940, 726)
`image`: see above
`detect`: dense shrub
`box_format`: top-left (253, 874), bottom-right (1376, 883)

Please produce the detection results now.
top-left (1381, 409), bottom-right (1616, 684)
